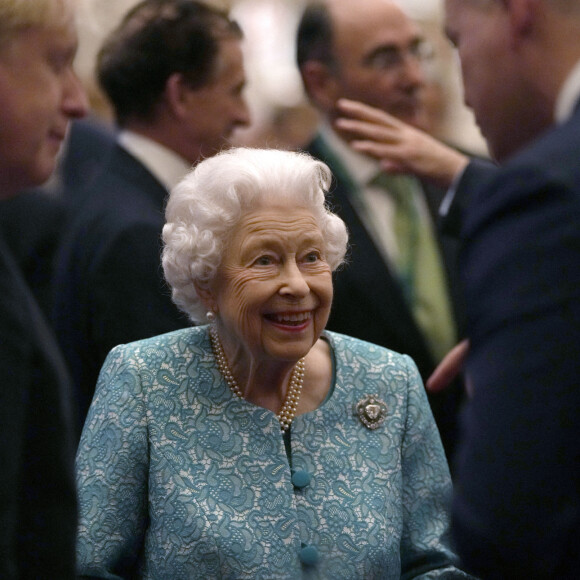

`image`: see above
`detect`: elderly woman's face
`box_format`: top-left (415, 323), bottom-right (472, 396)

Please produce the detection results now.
top-left (209, 204), bottom-right (333, 363)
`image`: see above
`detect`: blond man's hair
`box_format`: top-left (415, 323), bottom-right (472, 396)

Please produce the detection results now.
top-left (0, 0), bottom-right (75, 48)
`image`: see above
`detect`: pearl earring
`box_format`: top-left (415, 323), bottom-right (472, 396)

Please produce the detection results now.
top-left (206, 311), bottom-right (216, 323)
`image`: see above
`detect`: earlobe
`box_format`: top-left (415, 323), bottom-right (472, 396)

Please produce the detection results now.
top-left (164, 72), bottom-right (192, 118)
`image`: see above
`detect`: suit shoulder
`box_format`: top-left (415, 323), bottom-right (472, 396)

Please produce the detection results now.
top-left (503, 112), bottom-right (580, 177)
top-left (465, 117), bottom-right (580, 235)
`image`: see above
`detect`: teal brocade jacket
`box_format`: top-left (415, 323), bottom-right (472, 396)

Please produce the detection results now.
top-left (76, 327), bottom-right (472, 579)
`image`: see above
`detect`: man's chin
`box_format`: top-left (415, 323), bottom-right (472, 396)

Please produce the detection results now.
top-left (29, 160), bottom-right (58, 189)
top-left (0, 165), bottom-right (56, 199)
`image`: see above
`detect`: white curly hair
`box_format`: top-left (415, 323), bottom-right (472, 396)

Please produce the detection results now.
top-left (162, 147), bottom-right (348, 323)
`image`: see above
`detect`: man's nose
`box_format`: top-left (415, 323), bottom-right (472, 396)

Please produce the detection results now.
top-left (63, 69), bottom-right (89, 119)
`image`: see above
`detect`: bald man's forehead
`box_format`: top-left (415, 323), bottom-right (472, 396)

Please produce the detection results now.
top-left (329, 0), bottom-right (418, 39)
top-left (327, 0), bottom-right (409, 20)
top-left (329, 0), bottom-right (421, 59)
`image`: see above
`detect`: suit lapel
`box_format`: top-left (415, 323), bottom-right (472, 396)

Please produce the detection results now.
top-left (109, 145), bottom-right (169, 209)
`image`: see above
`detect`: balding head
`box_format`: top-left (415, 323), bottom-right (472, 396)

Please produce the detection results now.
top-left (297, 0), bottom-right (430, 127)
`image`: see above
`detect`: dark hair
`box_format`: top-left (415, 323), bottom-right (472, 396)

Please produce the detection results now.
top-left (98, 0), bottom-right (242, 126)
top-left (296, 2), bottom-right (336, 70)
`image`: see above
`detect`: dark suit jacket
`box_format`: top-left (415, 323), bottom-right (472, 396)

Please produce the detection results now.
top-left (439, 157), bottom-right (498, 238)
top-left (0, 191), bottom-right (65, 317)
top-left (0, 233), bottom-right (77, 579)
top-left (452, 106), bottom-right (580, 578)
top-left (304, 135), bottom-right (466, 462)
top-left (52, 145), bottom-right (190, 435)
top-left (60, 116), bottom-right (117, 213)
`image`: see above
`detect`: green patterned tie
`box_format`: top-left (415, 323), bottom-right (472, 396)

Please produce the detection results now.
top-left (371, 173), bottom-right (457, 362)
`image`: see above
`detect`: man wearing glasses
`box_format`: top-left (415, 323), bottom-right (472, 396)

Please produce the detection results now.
top-left (297, 0), bottom-right (465, 465)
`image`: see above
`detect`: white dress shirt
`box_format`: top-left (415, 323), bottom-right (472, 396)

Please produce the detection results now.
top-left (555, 57), bottom-right (580, 123)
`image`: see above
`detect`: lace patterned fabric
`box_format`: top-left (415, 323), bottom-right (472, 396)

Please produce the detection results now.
top-left (76, 326), bottom-right (471, 579)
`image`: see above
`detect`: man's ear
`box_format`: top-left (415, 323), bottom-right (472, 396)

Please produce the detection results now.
top-left (300, 60), bottom-right (341, 112)
top-left (164, 72), bottom-right (195, 119)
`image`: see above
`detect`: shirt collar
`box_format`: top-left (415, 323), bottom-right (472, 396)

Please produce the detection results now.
top-left (555, 57), bottom-right (580, 123)
top-left (319, 122), bottom-right (381, 187)
top-left (117, 130), bottom-right (192, 192)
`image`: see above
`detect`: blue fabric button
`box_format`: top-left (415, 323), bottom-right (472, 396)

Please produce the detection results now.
top-left (299, 545), bottom-right (319, 566)
top-left (291, 470), bottom-right (312, 488)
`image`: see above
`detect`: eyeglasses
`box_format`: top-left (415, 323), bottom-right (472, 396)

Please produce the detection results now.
top-left (364, 39), bottom-right (435, 72)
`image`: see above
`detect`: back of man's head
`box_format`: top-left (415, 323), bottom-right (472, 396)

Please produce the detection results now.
top-left (98, 0), bottom-right (242, 127)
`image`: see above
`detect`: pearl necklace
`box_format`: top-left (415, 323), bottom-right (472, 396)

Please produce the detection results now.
top-left (209, 327), bottom-right (305, 432)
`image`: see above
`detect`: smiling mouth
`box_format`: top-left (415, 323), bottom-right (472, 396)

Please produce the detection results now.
top-left (265, 311), bottom-right (312, 326)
